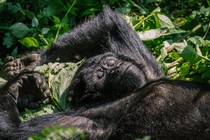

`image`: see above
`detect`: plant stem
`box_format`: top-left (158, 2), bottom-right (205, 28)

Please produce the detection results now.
top-left (203, 22), bottom-right (210, 39)
top-left (55, 0), bottom-right (77, 40)
top-left (64, 0), bottom-right (77, 19)
top-left (133, 13), bottom-right (155, 29)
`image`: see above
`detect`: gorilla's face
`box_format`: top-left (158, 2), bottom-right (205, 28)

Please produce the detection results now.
top-left (68, 53), bottom-right (146, 107)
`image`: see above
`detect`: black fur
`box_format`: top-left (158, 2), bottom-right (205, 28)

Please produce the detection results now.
top-left (0, 7), bottom-right (210, 140)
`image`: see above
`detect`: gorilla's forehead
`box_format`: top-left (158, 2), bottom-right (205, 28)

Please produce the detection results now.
top-left (84, 52), bottom-right (117, 66)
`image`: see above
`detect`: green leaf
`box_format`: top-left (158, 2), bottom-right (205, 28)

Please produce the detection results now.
top-left (18, 37), bottom-right (39, 48)
top-left (7, 2), bottom-right (22, 14)
top-left (20, 105), bottom-right (54, 122)
top-left (52, 16), bottom-right (60, 24)
top-left (42, 28), bottom-right (50, 34)
top-left (179, 62), bottom-right (190, 76)
top-left (188, 36), bottom-right (205, 46)
top-left (32, 16), bottom-right (39, 27)
top-left (0, 0), bottom-right (6, 13)
top-left (157, 13), bottom-right (175, 28)
top-left (28, 126), bottom-right (85, 140)
top-left (35, 60), bottom-right (85, 110)
top-left (11, 47), bottom-right (18, 57)
top-left (139, 28), bottom-right (167, 41)
top-left (43, 3), bottom-right (63, 17)
top-left (10, 22), bottom-right (30, 38)
top-left (175, 40), bottom-right (201, 63)
top-left (152, 7), bottom-right (161, 13)
top-left (116, 7), bottom-right (131, 15)
top-left (201, 70), bottom-right (210, 79)
top-left (81, 8), bottom-right (98, 16)
top-left (138, 28), bottom-right (186, 41)
top-left (3, 32), bottom-right (13, 48)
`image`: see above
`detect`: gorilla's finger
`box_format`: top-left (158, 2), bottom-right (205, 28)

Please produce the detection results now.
top-left (42, 98), bottom-right (50, 104)
top-left (4, 66), bottom-right (16, 72)
top-left (20, 75), bottom-right (30, 85)
top-left (1, 61), bottom-right (16, 71)
top-left (7, 71), bottom-right (15, 77)
top-left (4, 56), bottom-right (14, 63)
top-left (43, 89), bottom-right (51, 98)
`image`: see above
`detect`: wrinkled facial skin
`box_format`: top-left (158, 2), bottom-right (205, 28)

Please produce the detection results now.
top-left (69, 53), bottom-right (146, 107)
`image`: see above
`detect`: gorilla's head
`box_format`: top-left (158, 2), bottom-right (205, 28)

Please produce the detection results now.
top-left (68, 52), bottom-right (147, 107)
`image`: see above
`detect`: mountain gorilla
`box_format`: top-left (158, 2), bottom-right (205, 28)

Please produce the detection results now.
top-left (0, 7), bottom-right (210, 140)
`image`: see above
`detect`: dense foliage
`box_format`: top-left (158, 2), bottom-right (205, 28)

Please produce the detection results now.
top-left (0, 0), bottom-right (210, 139)
top-left (28, 126), bottom-right (85, 140)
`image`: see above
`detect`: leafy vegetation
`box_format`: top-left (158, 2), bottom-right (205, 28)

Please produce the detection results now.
top-left (28, 126), bottom-right (85, 140)
top-left (0, 0), bottom-right (210, 139)
top-left (20, 60), bottom-right (85, 122)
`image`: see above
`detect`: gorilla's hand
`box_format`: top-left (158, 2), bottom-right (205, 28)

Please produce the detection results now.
top-left (0, 54), bottom-right (41, 79)
top-left (5, 72), bottom-right (50, 111)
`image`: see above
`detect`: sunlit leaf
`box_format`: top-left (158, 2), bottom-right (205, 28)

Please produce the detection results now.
top-left (138, 28), bottom-right (186, 41)
top-left (157, 14), bottom-right (175, 28)
top-left (18, 37), bottom-right (39, 48)
top-left (188, 36), bottom-right (205, 46)
top-left (52, 16), bottom-right (60, 24)
top-left (175, 40), bottom-right (201, 63)
top-left (179, 62), bottom-right (190, 76)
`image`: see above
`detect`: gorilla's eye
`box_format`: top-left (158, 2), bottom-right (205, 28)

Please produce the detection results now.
top-left (96, 69), bottom-right (104, 79)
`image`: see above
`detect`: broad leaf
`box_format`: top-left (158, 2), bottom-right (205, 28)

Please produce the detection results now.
top-left (18, 37), bottom-right (39, 48)
top-left (3, 32), bottom-right (13, 48)
top-left (157, 13), bottom-right (175, 28)
top-left (179, 62), bottom-right (190, 76)
top-left (32, 16), bottom-right (39, 27)
top-left (42, 28), bottom-right (50, 35)
top-left (10, 22), bottom-right (30, 38)
top-left (138, 28), bottom-right (186, 41)
top-left (201, 70), bottom-right (210, 79)
top-left (35, 60), bottom-right (85, 111)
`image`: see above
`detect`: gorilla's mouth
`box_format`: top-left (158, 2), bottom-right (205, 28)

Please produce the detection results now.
top-left (117, 63), bottom-right (143, 93)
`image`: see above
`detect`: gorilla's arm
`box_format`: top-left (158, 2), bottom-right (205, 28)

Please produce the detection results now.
top-left (0, 72), bottom-right (50, 139)
top-left (113, 80), bottom-right (210, 139)
top-left (1, 79), bottom-right (210, 139)
top-left (0, 88), bottom-right (20, 139)
top-left (0, 84), bottom-right (138, 139)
